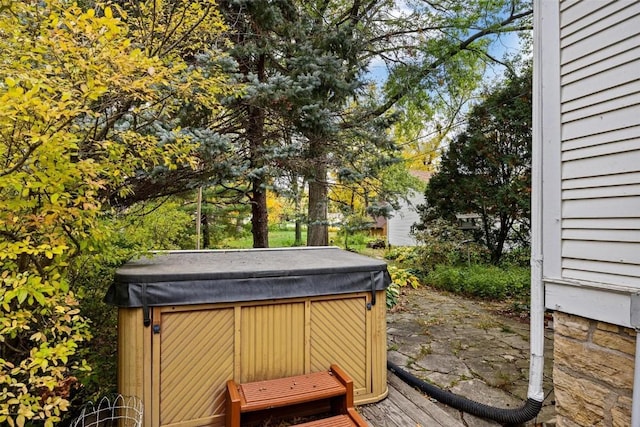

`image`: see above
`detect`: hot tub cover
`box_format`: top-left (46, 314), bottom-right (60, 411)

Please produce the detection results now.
top-left (105, 247), bottom-right (391, 308)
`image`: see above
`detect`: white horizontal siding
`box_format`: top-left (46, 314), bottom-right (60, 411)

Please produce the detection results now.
top-left (563, 126), bottom-right (640, 152)
top-left (561, 102), bottom-right (640, 141)
top-left (563, 240), bottom-right (640, 264)
top-left (563, 171), bottom-right (640, 189)
top-left (542, 0), bottom-right (640, 325)
top-left (545, 282), bottom-right (633, 328)
top-left (561, 1), bottom-right (629, 41)
top-left (562, 268), bottom-right (640, 288)
top-left (562, 43), bottom-right (640, 87)
top-left (562, 65), bottom-right (640, 113)
top-left (564, 258), bottom-right (640, 276)
top-left (563, 183), bottom-right (640, 200)
top-left (562, 91), bottom-right (640, 123)
top-left (387, 191), bottom-right (422, 247)
top-left (560, 0), bottom-right (609, 27)
top-left (561, 1), bottom-right (640, 49)
top-left (563, 197), bottom-right (640, 219)
top-left (561, 61), bottom-right (640, 106)
top-left (563, 218), bottom-right (640, 230)
top-left (563, 228), bottom-right (640, 242)
top-left (562, 150), bottom-right (640, 179)
top-left (560, 2), bottom-right (640, 65)
top-left (562, 138), bottom-right (638, 161)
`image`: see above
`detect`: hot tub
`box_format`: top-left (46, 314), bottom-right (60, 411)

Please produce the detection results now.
top-left (106, 247), bottom-right (391, 427)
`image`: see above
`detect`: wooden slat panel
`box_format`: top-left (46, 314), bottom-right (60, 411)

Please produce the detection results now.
top-left (159, 308), bottom-right (234, 426)
top-left (239, 302), bottom-right (305, 383)
top-left (310, 298), bottom-right (367, 391)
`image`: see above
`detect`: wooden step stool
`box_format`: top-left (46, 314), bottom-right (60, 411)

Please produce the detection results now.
top-left (225, 364), bottom-right (368, 426)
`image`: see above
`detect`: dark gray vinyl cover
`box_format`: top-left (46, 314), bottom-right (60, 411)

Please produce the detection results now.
top-left (105, 247), bottom-right (391, 308)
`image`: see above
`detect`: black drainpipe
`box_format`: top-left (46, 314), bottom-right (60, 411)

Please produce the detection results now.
top-left (388, 360), bottom-right (543, 426)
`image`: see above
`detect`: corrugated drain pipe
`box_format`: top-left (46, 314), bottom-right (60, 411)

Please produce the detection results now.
top-left (387, 361), bottom-right (542, 425)
top-left (386, 250), bottom-right (545, 425)
top-left (387, 249), bottom-right (545, 425)
top-left (386, 249), bottom-right (546, 425)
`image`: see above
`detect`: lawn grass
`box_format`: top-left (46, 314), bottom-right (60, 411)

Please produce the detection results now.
top-left (219, 228), bottom-right (382, 252)
top-left (221, 229), bottom-right (309, 248)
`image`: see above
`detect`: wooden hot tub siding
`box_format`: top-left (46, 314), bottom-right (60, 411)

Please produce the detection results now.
top-left (118, 291), bottom-right (388, 427)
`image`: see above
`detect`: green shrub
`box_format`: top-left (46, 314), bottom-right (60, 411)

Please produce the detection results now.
top-left (386, 282), bottom-right (400, 309)
top-left (500, 246), bottom-right (531, 268)
top-left (384, 246), bottom-right (421, 267)
top-left (386, 266), bottom-right (421, 308)
top-left (426, 264), bottom-right (530, 300)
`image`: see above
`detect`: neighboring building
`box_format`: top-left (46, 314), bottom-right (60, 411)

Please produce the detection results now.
top-left (387, 170), bottom-right (431, 247)
top-left (535, 1), bottom-right (640, 426)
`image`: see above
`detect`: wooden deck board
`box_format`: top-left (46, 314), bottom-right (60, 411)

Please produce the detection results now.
top-left (359, 373), bottom-right (464, 427)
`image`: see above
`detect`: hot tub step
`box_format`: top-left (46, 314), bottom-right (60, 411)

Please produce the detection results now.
top-left (225, 364), bottom-right (367, 426)
top-left (293, 411), bottom-right (366, 426)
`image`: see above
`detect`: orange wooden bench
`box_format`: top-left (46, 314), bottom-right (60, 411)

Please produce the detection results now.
top-left (225, 364), bottom-right (367, 426)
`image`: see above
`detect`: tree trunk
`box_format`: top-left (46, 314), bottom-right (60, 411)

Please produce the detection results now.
top-left (292, 176), bottom-right (303, 246)
top-left (247, 55), bottom-right (269, 247)
top-left (202, 211), bottom-right (210, 249)
top-left (307, 160), bottom-right (329, 246)
top-left (251, 176), bottom-right (269, 247)
top-left (294, 219), bottom-right (302, 246)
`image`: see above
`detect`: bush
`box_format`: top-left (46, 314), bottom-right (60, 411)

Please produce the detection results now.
top-left (425, 264), bottom-right (530, 300)
top-left (384, 246), bottom-right (421, 267)
top-left (500, 246), bottom-right (531, 268)
top-left (386, 266), bottom-right (421, 309)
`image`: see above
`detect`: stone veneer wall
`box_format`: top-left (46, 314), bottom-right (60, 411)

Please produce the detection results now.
top-left (553, 312), bottom-right (635, 427)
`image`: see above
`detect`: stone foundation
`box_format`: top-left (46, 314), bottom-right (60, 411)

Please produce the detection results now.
top-left (553, 312), bottom-right (635, 427)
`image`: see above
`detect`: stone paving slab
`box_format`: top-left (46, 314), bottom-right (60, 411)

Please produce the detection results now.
top-left (386, 286), bottom-right (556, 426)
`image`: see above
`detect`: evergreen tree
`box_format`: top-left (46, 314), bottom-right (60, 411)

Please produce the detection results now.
top-left (418, 67), bottom-right (532, 263)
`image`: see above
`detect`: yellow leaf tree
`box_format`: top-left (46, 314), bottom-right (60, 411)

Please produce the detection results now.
top-left (0, 1), bottom-right (233, 425)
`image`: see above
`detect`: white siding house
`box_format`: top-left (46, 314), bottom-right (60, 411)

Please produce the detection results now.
top-left (537, 0), bottom-right (640, 328)
top-left (535, 1), bottom-right (640, 424)
top-left (387, 171), bottom-right (430, 247)
top-left (387, 189), bottom-right (423, 247)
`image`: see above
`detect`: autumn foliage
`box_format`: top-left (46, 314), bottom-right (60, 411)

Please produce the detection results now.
top-left (0, 1), bottom-right (231, 425)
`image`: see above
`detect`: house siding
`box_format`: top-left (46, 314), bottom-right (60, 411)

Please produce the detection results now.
top-left (387, 190), bottom-right (422, 247)
top-left (538, 1), bottom-right (640, 425)
top-left (559, 0), bottom-right (640, 291)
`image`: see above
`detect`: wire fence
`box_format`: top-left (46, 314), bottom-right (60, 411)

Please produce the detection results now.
top-left (69, 395), bottom-right (143, 427)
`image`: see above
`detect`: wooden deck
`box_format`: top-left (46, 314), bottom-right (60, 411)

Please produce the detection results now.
top-left (359, 373), bottom-right (465, 427)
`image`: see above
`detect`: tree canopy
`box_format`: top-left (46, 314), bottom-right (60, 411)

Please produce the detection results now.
top-left (417, 66), bottom-right (532, 263)
top-left (0, 1), bottom-right (233, 424)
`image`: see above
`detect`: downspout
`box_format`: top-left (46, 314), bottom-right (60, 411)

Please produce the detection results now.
top-left (632, 330), bottom-right (640, 426)
top-left (387, 2), bottom-right (547, 423)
